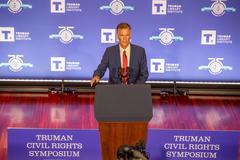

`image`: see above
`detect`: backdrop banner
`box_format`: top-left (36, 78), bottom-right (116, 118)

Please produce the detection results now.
top-left (8, 128), bottom-right (101, 160)
top-left (8, 128), bottom-right (240, 159)
top-left (0, 0), bottom-right (240, 81)
top-left (146, 129), bottom-right (239, 160)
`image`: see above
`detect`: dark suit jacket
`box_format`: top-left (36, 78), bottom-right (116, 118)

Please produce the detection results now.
top-left (93, 44), bottom-right (149, 84)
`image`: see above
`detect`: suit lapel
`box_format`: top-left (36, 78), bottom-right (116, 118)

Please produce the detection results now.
top-left (129, 44), bottom-right (134, 67)
top-left (115, 45), bottom-right (121, 68)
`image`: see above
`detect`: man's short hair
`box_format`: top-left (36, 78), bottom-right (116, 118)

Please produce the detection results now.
top-left (116, 23), bottom-right (131, 30)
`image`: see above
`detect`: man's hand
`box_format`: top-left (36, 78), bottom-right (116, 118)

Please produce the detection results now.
top-left (90, 75), bottom-right (100, 87)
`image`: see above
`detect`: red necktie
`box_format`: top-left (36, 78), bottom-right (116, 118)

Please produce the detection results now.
top-left (122, 50), bottom-right (128, 84)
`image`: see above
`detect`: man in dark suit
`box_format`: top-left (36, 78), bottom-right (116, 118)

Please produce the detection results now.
top-left (90, 23), bottom-right (148, 86)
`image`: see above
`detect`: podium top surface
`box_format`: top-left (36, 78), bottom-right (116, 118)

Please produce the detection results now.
top-left (94, 84), bottom-right (153, 122)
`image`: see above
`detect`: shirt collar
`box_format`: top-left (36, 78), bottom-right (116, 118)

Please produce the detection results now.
top-left (119, 44), bottom-right (130, 53)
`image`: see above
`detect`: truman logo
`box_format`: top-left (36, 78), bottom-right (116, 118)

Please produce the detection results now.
top-left (0, 55), bottom-right (33, 72)
top-left (101, 29), bottom-right (115, 43)
top-left (152, 0), bottom-right (167, 15)
top-left (150, 59), bottom-right (165, 73)
top-left (151, 58), bottom-right (180, 73)
top-left (0, 0), bottom-right (32, 13)
top-left (150, 28), bottom-right (183, 45)
top-left (201, 30), bottom-right (216, 45)
top-left (0, 27), bottom-right (31, 41)
top-left (50, 0), bottom-right (81, 13)
top-left (152, 0), bottom-right (183, 15)
top-left (51, 0), bottom-right (65, 13)
top-left (49, 26), bottom-right (83, 44)
top-left (51, 57), bottom-right (81, 71)
top-left (201, 30), bottom-right (232, 45)
top-left (198, 58), bottom-right (232, 75)
top-left (0, 27), bottom-right (14, 42)
top-left (201, 0), bottom-right (236, 17)
top-left (100, 0), bottom-right (134, 15)
top-left (51, 57), bottom-right (65, 72)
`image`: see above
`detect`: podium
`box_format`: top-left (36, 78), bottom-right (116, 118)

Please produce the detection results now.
top-left (94, 84), bottom-right (152, 160)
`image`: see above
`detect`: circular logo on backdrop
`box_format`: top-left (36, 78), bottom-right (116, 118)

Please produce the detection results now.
top-left (8, 56), bottom-right (24, 72)
top-left (7, 0), bottom-right (22, 13)
top-left (59, 29), bottom-right (74, 44)
top-left (110, 0), bottom-right (124, 15)
top-left (208, 60), bottom-right (223, 75)
top-left (211, 1), bottom-right (226, 16)
top-left (159, 31), bottom-right (174, 45)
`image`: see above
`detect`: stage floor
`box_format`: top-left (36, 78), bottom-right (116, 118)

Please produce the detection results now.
top-left (0, 92), bottom-right (240, 159)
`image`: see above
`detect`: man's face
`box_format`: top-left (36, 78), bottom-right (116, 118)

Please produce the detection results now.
top-left (117, 28), bottom-right (131, 49)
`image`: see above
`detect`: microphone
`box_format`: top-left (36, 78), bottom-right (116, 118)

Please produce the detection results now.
top-left (118, 67), bottom-right (131, 84)
top-left (118, 67), bottom-right (123, 83)
top-left (126, 67), bottom-right (131, 79)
